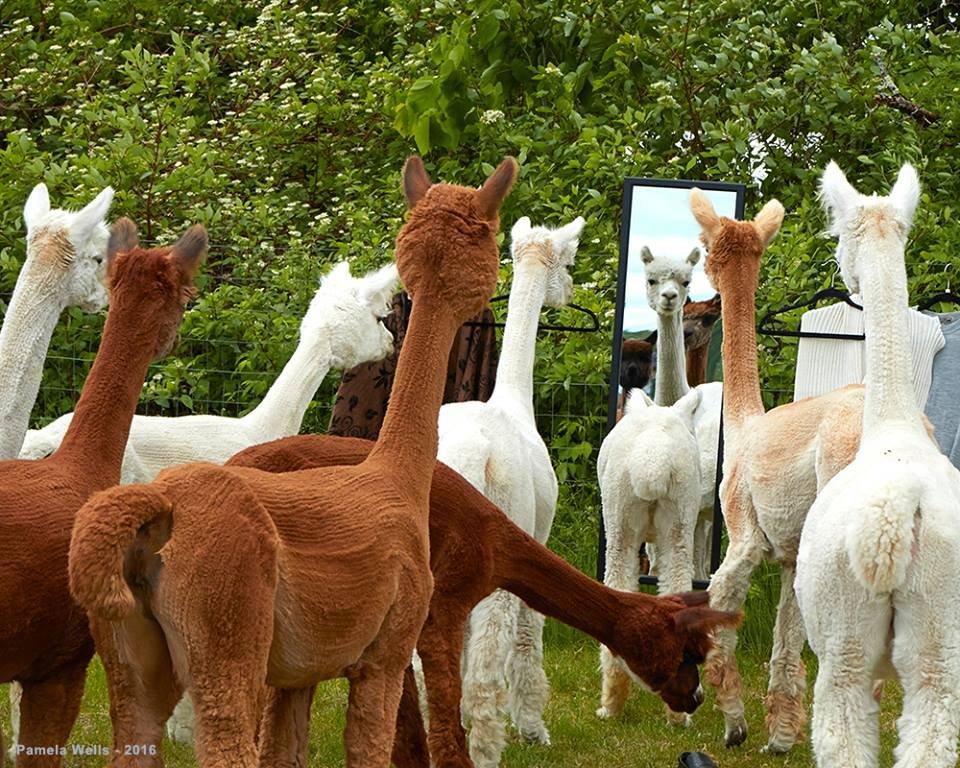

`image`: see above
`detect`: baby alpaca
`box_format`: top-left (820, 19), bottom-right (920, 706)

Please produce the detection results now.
top-left (227, 433), bottom-right (741, 768)
top-left (68, 157), bottom-right (515, 768)
top-left (597, 388), bottom-right (702, 721)
top-left (797, 163), bottom-right (960, 768)
top-left (436, 215), bottom-right (584, 766)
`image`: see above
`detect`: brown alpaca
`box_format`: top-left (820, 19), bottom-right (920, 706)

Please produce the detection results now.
top-left (225, 434), bottom-right (741, 768)
top-left (0, 218), bottom-right (205, 767)
top-left (688, 189), bottom-right (874, 753)
top-left (683, 295), bottom-right (721, 386)
top-left (616, 335), bottom-right (655, 420)
top-left (67, 157), bottom-right (516, 768)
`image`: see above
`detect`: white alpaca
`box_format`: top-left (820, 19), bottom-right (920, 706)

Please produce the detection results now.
top-left (11, 259), bottom-right (397, 747)
top-left (435, 215), bottom-right (584, 768)
top-left (0, 183), bottom-right (113, 460)
top-left (597, 387), bottom-right (702, 719)
top-left (796, 163), bottom-right (960, 768)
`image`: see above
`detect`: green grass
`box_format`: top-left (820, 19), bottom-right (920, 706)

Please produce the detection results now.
top-left (1, 633), bottom-right (908, 767)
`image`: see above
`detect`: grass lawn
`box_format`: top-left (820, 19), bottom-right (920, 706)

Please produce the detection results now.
top-left (1, 628), bottom-right (908, 767)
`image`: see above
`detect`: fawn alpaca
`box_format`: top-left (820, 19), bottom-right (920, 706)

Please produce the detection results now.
top-left (68, 157), bottom-right (515, 768)
top-left (435, 214), bottom-right (584, 766)
top-left (227, 433), bottom-right (741, 768)
top-left (797, 163), bottom-right (960, 768)
top-left (0, 218), bottom-right (205, 767)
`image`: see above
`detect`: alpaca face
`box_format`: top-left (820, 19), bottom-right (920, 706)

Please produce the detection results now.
top-left (304, 261), bottom-right (397, 369)
top-left (682, 295), bottom-right (720, 350)
top-left (396, 157), bottom-right (516, 321)
top-left (619, 336), bottom-right (655, 392)
top-left (820, 161), bottom-right (920, 293)
top-left (22, 185), bottom-right (114, 312)
top-left (510, 216), bottom-right (585, 308)
top-left (640, 246), bottom-right (700, 317)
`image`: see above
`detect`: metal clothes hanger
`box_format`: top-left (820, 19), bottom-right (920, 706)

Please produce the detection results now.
top-left (757, 260), bottom-right (865, 341)
top-left (917, 264), bottom-right (960, 312)
top-left (462, 294), bottom-right (601, 333)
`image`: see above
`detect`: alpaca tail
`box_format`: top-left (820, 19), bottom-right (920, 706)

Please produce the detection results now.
top-left (845, 465), bottom-right (922, 594)
top-left (69, 484), bottom-right (173, 620)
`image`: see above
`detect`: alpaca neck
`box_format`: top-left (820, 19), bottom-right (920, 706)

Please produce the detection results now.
top-left (0, 262), bottom-right (70, 459)
top-left (718, 266), bottom-right (764, 431)
top-left (368, 294), bottom-right (458, 500)
top-left (492, 520), bottom-right (624, 648)
top-left (653, 310), bottom-right (689, 406)
top-left (859, 236), bottom-right (922, 435)
top-left (242, 332), bottom-right (334, 440)
top-left (54, 295), bottom-right (162, 487)
top-left (686, 344), bottom-right (708, 387)
top-left (490, 260), bottom-right (548, 418)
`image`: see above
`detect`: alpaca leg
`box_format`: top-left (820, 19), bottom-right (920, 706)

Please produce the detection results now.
top-left (764, 564), bottom-right (807, 754)
top-left (693, 509), bottom-right (713, 582)
top-left (165, 696), bottom-right (196, 745)
top-left (90, 613), bottom-right (181, 767)
top-left (257, 686), bottom-right (316, 768)
top-left (417, 604), bottom-right (472, 768)
top-left (9, 683), bottom-right (22, 760)
top-left (344, 667), bottom-right (408, 768)
top-left (390, 667), bottom-right (430, 768)
top-left (16, 662), bottom-right (86, 768)
top-left (190, 664), bottom-right (263, 768)
top-left (597, 520), bottom-right (642, 720)
top-left (462, 589), bottom-right (518, 768)
top-left (890, 587), bottom-right (960, 768)
top-left (704, 521), bottom-right (767, 747)
top-left (506, 602), bottom-right (550, 744)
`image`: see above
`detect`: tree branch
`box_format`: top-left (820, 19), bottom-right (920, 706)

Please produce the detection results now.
top-left (873, 55), bottom-right (939, 127)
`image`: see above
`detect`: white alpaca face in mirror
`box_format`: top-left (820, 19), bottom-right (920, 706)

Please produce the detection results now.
top-left (23, 185), bottom-right (114, 312)
top-left (510, 216), bottom-right (585, 308)
top-left (820, 161), bottom-right (920, 293)
top-left (308, 261), bottom-right (397, 369)
top-left (641, 245), bottom-right (701, 316)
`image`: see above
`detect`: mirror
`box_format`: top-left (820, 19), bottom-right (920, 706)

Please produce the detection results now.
top-left (601, 178), bottom-right (745, 587)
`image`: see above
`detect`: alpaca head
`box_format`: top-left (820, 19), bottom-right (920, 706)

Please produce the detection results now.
top-left (22, 184), bottom-right (115, 311)
top-left (683, 294), bottom-right (721, 351)
top-left (619, 334), bottom-right (656, 392)
top-left (396, 156), bottom-right (516, 320)
top-left (689, 188), bottom-right (784, 294)
top-left (640, 245), bottom-right (700, 317)
top-left (509, 216), bottom-right (585, 307)
top-left (105, 218), bottom-right (207, 360)
top-left (613, 590), bottom-right (741, 714)
top-left (819, 161), bottom-right (920, 294)
top-left (624, 387), bottom-right (701, 433)
top-left (301, 261), bottom-right (397, 369)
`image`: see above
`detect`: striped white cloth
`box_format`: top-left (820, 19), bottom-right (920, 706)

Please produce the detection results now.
top-left (792, 296), bottom-right (945, 407)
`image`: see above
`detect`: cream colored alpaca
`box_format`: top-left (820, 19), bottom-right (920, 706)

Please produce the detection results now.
top-left (597, 387), bottom-right (702, 721)
top-left (797, 163), bottom-right (960, 768)
top-left (3, 184), bottom-right (113, 758)
top-left (690, 188), bottom-right (872, 753)
top-left (15, 260), bottom-right (395, 746)
top-left (435, 215), bottom-right (583, 768)
top-left (0, 183), bottom-right (114, 459)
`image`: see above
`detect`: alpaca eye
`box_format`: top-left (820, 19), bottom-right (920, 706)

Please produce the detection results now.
top-left (683, 280), bottom-right (691, 287)
top-left (647, 279), bottom-right (656, 286)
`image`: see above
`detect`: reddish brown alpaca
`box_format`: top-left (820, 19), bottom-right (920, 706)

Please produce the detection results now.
top-left (683, 294), bottom-right (721, 386)
top-left (67, 158), bottom-right (516, 768)
top-left (227, 434), bottom-right (741, 768)
top-left (0, 218), bottom-right (205, 767)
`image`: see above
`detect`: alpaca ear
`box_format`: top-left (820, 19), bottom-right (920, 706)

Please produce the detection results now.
top-left (752, 199), bottom-right (785, 248)
top-left (672, 590), bottom-right (710, 608)
top-left (360, 263), bottom-right (399, 308)
top-left (72, 186), bottom-right (114, 245)
top-left (107, 217), bottom-right (139, 263)
top-left (889, 163), bottom-right (920, 227)
top-left (402, 156), bottom-right (432, 209)
top-left (673, 605), bottom-right (742, 634)
top-left (646, 329), bottom-right (658, 346)
top-left (169, 224), bottom-right (208, 283)
top-left (321, 260), bottom-right (352, 288)
top-left (819, 161), bottom-right (858, 229)
top-left (511, 216), bottom-right (532, 240)
top-left (23, 183), bottom-right (51, 231)
top-left (475, 157), bottom-right (518, 221)
top-left (686, 247), bottom-right (701, 267)
top-left (689, 188), bottom-right (721, 247)
top-left (672, 387), bottom-right (702, 428)
top-left (640, 246), bottom-right (654, 264)
top-left (556, 215), bottom-right (586, 245)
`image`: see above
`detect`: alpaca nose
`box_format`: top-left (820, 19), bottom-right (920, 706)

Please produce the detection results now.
top-left (662, 288), bottom-right (678, 301)
top-left (693, 685), bottom-right (704, 706)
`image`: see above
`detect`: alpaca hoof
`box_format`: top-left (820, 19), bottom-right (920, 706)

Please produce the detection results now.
top-left (518, 723), bottom-right (550, 745)
top-left (667, 709), bottom-right (692, 728)
top-left (166, 722), bottom-right (195, 745)
top-left (761, 740), bottom-right (793, 755)
top-left (596, 706), bottom-right (618, 720)
top-left (725, 721), bottom-right (747, 747)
